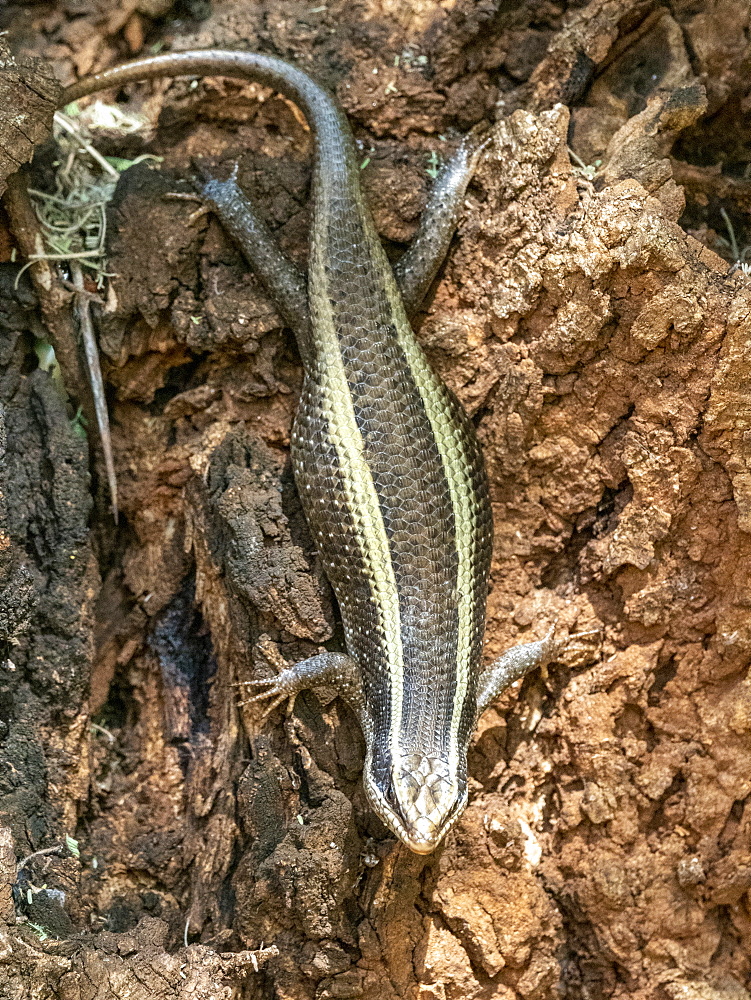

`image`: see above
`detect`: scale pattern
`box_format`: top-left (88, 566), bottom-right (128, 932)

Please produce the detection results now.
top-left (65, 49), bottom-right (495, 848)
top-left (294, 122), bottom-right (493, 803)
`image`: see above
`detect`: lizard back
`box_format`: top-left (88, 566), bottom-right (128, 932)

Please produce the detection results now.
top-left (293, 131), bottom-right (493, 833)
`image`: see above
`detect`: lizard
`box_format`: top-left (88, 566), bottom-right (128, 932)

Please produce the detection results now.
top-left (62, 50), bottom-right (560, 854)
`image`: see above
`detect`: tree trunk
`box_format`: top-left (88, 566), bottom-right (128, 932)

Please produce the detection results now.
top-left (1, 1), bottom-right (751, 998)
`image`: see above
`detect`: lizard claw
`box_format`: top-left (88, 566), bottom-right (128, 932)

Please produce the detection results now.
top-left (236, 675), bottom-right (294, 718)
top-left (235, 637), bottom-right (295, 717)
top-left (567, 628), bottom-right (601, 640)
top-left (550, 626), bottom-right (602, 661)
top-left (464, 119), bottom-right (505, 166)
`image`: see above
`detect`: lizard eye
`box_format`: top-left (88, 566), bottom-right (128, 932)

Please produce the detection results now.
top-left (383, 780), bottom-right (399, 811)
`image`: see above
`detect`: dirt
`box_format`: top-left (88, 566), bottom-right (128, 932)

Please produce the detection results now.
top-left (1, 0), bottom-right (751, 997)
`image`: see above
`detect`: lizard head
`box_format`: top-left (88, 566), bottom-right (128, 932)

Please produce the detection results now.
top-left (364, 751), bottom-right (467, 854)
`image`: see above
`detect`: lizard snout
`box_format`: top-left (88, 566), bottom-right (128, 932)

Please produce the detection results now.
top-left (392, 753), bottom-right (465, 853)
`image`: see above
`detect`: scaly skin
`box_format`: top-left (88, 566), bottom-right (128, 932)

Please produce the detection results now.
top-left (63, 51), bottom-right (556, 853)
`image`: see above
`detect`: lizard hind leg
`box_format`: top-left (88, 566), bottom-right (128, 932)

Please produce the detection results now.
top-left (393, 122), bottom-right (499, 316)
top-left (192, 165), bottom-right (314, 365)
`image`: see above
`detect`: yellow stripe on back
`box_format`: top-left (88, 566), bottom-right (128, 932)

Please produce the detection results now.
top-left (312, 289), bottom-right (406, 757)
top-left (382, 280), bottom-right (479, 781)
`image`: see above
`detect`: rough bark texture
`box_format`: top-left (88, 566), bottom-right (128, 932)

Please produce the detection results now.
top-left (1, 1), bottom-right (751, 998)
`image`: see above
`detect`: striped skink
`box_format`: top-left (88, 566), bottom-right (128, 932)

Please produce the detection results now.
top-left (64, 51), bottom-right (558, 854)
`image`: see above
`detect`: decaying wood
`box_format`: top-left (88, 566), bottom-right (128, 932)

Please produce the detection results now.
top-left (2, 1), bottom-right (751, 998)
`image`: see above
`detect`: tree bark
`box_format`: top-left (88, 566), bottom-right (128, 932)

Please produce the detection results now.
top-left (2, 1), bottom-right (751, 998)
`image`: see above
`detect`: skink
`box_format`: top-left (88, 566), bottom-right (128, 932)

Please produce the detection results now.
top-left (63, 51), bottom-right (557, 854)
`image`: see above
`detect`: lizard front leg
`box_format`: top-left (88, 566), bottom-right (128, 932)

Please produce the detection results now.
top-left (475, 628), bottom-right (558, 716)
top-left (239, 641), bottom-right (365, 721)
